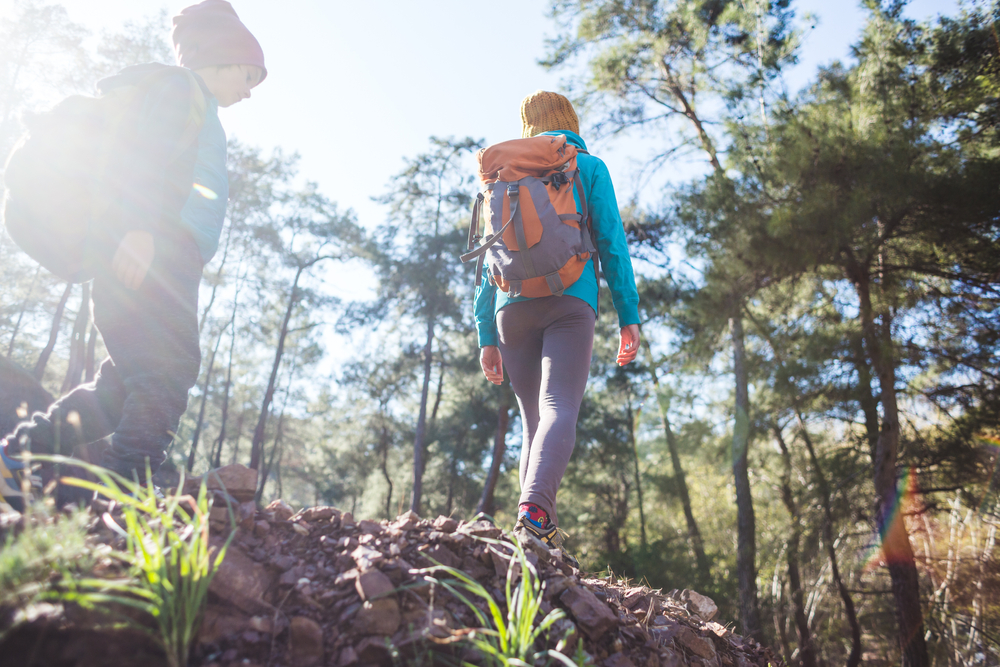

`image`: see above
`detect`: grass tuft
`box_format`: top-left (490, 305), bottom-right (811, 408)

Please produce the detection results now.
top-left (33, 455), bottom-right (234, 667)
top-left (416, 534), bottom-right (580, 667)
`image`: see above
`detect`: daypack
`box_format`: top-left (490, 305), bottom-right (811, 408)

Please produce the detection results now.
top-left (461, 134), bottom-right (598, 299)
top-left (2, 66), bottom-right (206, 283)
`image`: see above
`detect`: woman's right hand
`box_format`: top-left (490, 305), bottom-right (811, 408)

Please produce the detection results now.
top-left (480, 346), bottom-right (504, 385)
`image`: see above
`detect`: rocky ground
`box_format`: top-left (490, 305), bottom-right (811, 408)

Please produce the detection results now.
top-left (0, 465), bottom-right (781, 667)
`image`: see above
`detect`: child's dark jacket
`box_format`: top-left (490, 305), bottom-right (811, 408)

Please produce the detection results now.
top-left (97, 63), bottom-right (228, 262)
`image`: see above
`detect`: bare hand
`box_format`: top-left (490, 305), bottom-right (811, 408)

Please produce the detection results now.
top-left (480, 346), bottom-right (504, 385)
top-left (112, 231), bottom-right (154, 290)
top-left (617, 324), bottom-right (640, 366)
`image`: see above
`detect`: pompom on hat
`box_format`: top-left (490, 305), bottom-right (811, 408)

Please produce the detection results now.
top-left (520, 90), bottom-right (579, 138)
top-left (172, 0), bottom-right (266, 83)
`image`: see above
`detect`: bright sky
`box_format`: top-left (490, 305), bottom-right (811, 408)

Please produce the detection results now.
top-left (1, 0), bottom-right (962, 229)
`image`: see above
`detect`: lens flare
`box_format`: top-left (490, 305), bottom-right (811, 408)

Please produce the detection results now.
top-left (192, 183), bottom-right (218, 200)
top-left (863, 466), bottom-right (922, 573)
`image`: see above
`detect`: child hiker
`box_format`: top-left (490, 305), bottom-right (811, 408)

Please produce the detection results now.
top-left (0, 0), bottom-right (266, 510)
top-left (472, 91), bottom-right (641, 561)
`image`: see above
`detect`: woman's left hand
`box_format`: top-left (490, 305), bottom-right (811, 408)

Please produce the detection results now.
top-left (617, 324), bottom-right (640, 366)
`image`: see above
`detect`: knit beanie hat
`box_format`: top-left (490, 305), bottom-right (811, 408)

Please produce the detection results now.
top-left (520, 90), bottom-right (579, 138)
top-left (172, 0), bottom-right (267, 83)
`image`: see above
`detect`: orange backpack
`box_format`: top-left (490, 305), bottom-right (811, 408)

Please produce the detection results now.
top-left (460, 134), bottom-right (598, 298)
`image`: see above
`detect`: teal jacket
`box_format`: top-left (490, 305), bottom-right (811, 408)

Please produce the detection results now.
top-left (98, 64), bottom-right (228, 263)
top-left (473, 130), bottom-right (640, 347)
top-left (180, 91), bottom-right (228, 262)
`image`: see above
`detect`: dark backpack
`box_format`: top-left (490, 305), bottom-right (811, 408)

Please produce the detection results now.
top-left (2, 67), bottom-right (205, 283)
top-left (461, 134), bottom-right (598, 298)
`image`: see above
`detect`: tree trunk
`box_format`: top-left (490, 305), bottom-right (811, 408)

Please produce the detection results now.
top-left (853, 270), bottom-right (929, 667)
top-left (257, 410), bottom-right (285, 503)
top-left (33, 282), bottom-right (73, 381)
top-left (477, 388), bottom-right (511, 517)
top-left (730, 312), bottom-right (762, 641)
top-left (444, 429), bottom-right (467, 517)
top-left (850, 333), bottom-right (880, 462)
top-left (429, 356), bottom-right (445, 434)
top-left (626, 384), bottom-right (647, 548)
top-left (187, 327), bottom-right (224, 472)
top-left (379, 418), bottom-right (394, 519)
top-left (6, 265), bottom-right (40, 358)
top-left (257, 354), bottom-right (297, 502)
top-left (60, 282), bottom-right (90, 393)
top-left (410, 315), bottom-right (435, 514)
top-left (250, 267), bottom-right (303, 471)
top-left (213, 291), bottom-right (241, 469)
top-left (794, 412), bottom-right (863, 667)
top-left (230, 408), bottom-right (245, 466)
top-left (773, 424), bottom-right (817, 667)
top-left (642, 340), bottom-right (711, 580)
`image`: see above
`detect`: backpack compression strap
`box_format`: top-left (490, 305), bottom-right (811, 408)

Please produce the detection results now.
top-left (460, 184), bottom-right (522, 285)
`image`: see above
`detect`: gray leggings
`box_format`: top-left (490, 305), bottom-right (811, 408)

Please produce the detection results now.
top-left (497, 296), bottom-right (595, 527)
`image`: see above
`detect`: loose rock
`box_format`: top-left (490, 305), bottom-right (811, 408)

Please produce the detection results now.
top-left (561, 584), bottom-right (619, 640)
top-left (288, 616), bottom-right (324, 667)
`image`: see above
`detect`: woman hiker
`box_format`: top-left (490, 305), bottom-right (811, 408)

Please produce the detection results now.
top-left (473, 90), bottom-right (641, 562)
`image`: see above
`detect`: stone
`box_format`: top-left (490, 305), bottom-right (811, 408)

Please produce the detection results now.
top-left (209, 541), bottom-right (275, 613)
top-left (197, 605), bottom-right (249, 645)
top-left (300, 506), bottom-right (337, 523)
top-left (604, 652), bottom-right (634, 667)
top-left (279, 567), bottom-right (304, 586)
top-left (355, 636), bottom-right (393, 666)
top-left (190, 464), bottom-right (258, 502)
top-left (249, 616), bottom-right (273, 634)
top-left (265, 499), bottom-right (294, 522)
top-left (238, 501), bottom-right (256, 530)
top-left (395, 510), bottom-right (419, 531)
top-left (288, 616), bottom-right (324, 667)
top-left (271, 554), bottom-right (297, 571)
top-left (358, 519), bottom-right (384, 535)
top-left (460, 555), bottom-right (492, 581)
top-left (560, 584), bottom-right (618, 640)
top-left (674, 626), bottom-right (717, 660)
top-left (682, 589), bottom-right (718, 621)
top-left (705, 621), bottom-right (730, 638)
top-left (490, 547), bottom-right (509, 579)
top-left (543, 574), bottom-right (573, 600)
top-left (338, 646), bottom-right (358, 666)
top-left (432, 515), bottom-right (459, 533)
top-left (352, 544), bottom-right (384, 569)
top-left (353, 598), bottom-right (401, 635)
top-left (660, 648), bottom-right (685, 667)
top-left (551, 617), bottom-right (579, 649)
top-left (355, 568), bottom-right (395, 600)
top-left (419, 543), bottom-right (460, 568)
top-left (460, 519), bottom-right (501, 538)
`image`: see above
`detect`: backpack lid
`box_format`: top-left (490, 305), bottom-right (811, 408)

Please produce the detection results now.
top-left (478, 134), bottom-right (577, 184)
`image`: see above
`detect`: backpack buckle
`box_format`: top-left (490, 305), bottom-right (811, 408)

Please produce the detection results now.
top-left (550, 171), bottom-right (569, 191)
top-left (507, 184), bottom-right (519, 198)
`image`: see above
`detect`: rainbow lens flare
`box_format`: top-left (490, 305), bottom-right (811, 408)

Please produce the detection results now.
top-left (192, 183), bottom-right (218, 200)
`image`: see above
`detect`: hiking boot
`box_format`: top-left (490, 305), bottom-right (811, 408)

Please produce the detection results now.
top-left (0, 444), bottom-right (37, 513)
top-left (514, 515), bottom-right (581, 570)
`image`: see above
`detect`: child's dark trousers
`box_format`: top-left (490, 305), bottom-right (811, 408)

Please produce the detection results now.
top-left (6, 229), bottom-right (203, 479)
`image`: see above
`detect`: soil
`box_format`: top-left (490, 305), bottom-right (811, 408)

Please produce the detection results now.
top-left (0, 484), bottom-right (782, 667)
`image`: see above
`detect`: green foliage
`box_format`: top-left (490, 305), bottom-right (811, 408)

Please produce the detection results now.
top-left (417, 536), bottom-right (577, 667)
top-left (43, 456), bottom-right (233, 667)
top-left (0, 502), bottom-right (95, 626)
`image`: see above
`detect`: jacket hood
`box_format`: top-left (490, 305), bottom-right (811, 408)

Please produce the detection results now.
top-left (97, 63), bottom-right (211, 96)
top-left (538, 130), bottom-right (588, 153)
